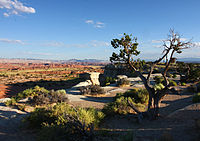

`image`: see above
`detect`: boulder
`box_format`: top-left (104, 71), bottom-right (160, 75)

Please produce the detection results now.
top-left (79, 72), bottom-right (100, 85)
top-left (117, 75), bottom-right (128, 80)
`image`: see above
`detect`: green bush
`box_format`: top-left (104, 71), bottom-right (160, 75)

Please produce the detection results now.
top-left (103, 88), bottom-right (148, 115)
top-left (32, 89), bottom-right (68, 105)
top-left (154, 76), bottom-right (164, 84)
top-left (10, 86), bottom-right (68, 105)
top-left (5, 98), bottom-right (17, 106)
top-left (181, 82), bottom-right (186, 86)
top-left (167, 73), bottom-right (173, 78)
top-left (117, 78), bottom-right (130, 86)
top-left (172, 74), bottom-right (177, 78)
top-left (24, 103), bottom-right (105, 128)
top-left (105, 77), bottom-right (116, 85)
top-left (192, 93), bottom-right (200, 103)
top-left (168, 79), bottom-right (177, 86)
top-left (15, 85), bottom-right (49, 101)
top-left (80, 85), bottom-right (105, 95)
top-left (24, 103), bottom-right (105, 141)
top-left (154, 83), bottom-right (165, 91)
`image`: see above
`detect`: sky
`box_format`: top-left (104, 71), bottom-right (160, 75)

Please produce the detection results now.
top-left (0, 0), bottom-right (200, 60)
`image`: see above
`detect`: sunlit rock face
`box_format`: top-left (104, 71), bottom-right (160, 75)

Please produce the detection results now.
top-left (79, 72), bottom-right (100, 85)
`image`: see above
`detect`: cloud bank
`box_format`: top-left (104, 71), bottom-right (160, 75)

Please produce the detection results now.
top-left (0, 0), bottom-right (36, 17)
top-left (0, 38), bottom-right (24, 44)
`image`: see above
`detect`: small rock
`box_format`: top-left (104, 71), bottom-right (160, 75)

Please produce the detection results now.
top-left (24, 106), bottom-right (35, 113)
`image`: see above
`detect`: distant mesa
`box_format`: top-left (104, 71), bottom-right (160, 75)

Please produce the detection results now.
top-left (0, 58), bottom-right (109, 65)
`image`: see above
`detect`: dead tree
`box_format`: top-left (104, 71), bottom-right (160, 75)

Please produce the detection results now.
top-left (110, 29), bottom-right (192, 120)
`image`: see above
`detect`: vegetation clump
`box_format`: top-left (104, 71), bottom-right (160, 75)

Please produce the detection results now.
top-left (117, 78), bottom-right (131, 87)
top-left (103, 88), bottom-right (149, 115)
top-left (80, 85), bottom-right (105, 95)
top-left (24, 103), bottom-right (105, 141)
top-left (104, 76), bottom-right (116, 86)
top-left (5, 86), bottom-right (68, 106)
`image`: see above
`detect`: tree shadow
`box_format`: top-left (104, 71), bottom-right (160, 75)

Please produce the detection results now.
top-left (159, 96), bottom-right (193, 116)
top-left (80, 96), bottom-right (114, 103)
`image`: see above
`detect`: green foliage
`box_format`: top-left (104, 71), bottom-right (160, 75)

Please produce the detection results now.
top-left (168, 79), bottom-right (177, 86)
top-left (192, 93), bottom-right (200, 103)
top-left (154, 83), bottom-right (165, 91)
top-left (105, 76), bottom-right (116, 85)
top-left (172, 73), bottom-right (177, 78)
top-left (110, 33), bottom-right (146, 71)
top-left (24, 103), bottom-right (105, 129)
top-left (10, 86), bottom-right (68, 105)
top-left (15, 85), bottom-right (49, 101)
top-left (177, 62), bottom-right (200, 82)
top-left (181, 82), bottom-right (186, 86)
top-left (117, 78), bottom-right (130, 87)
top-left (5, 98), bottom-right (17, 106)
top-left (167, 73), bottom-right (173, 78)
top-left (103, 89), bottom-right (149, 115)
top-left (80, 85), bottom-right (105, 95)
top-left (32, 89), bottom-right (68, 105)
top-left (24, 103), bottom-right (105, 141)
top-left (154, 76), bottom-right (164, 84)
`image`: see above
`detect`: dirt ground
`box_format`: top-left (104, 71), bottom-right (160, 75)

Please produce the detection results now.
top-left (0, 85), bottom-right (199, 141)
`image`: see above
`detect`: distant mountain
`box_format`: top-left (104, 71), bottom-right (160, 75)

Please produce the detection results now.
top-left (177, 58), bottom-right (200, 63)
top-left (67, 59), bottom-right (109, 63)
top-left (0, 58), bottom-right (109, 64)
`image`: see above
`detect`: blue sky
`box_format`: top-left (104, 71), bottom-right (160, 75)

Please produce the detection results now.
top-left (0, 0), bottom-right (200, 60)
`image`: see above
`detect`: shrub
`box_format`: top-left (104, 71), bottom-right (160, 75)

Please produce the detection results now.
top-left (103, 88), bottom-right (149, 115)
top-left (167, 73), bottom-right (173, 78)
top-left (32, 89), bottom-right (68, 105)
top-left (168, 79), bottom-right (177, 86)
top-left (154, 83), bottom-right (165, 91)
top-left (105, 77), bottom-right (116, 85)
top-left (15, 86), bottom-right (49, 101)
top-left (5, 98), bottom-right (17, 106)
top-left (192, 93), bottom-right (200, 103)
top-left (80, 85), bottom-right (105, 95)
top-left (24, 103), bottom-right (105, 141)
top-left (117, 78), bottom-right (130, 87)
top-left (154, 76), bottom-right (164, 84)
top-left (172, 73), bottom-right (177, 78)
top-left (181, 82), bottom-right (186, 86)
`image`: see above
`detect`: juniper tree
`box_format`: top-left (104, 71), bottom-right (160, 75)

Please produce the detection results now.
top-left (110, 29), bottom-right (192, 120)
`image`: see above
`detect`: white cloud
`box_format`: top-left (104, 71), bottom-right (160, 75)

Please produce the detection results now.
top-left (180, 38), bottom-right (187, 41)
top-left (0, 38), bottom-right (24, 44)
top-left (0, 0), bottom-right (36, 17)
top-left (3, 12), bottom-right (9, 17)
top-left (44, 42), bottom-right (65, 47)
top-left (85, 20), bottom-right (94, 24)
top-left (151, 40), bottom-right (163, 44)
top-left (194, 42), bottom-right (200, 47)
top-left (85, 19), bottom-right (105, 28)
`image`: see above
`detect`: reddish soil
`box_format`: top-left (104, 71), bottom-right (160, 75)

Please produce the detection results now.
top-left (0, 84), bottom-right (8, 98)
